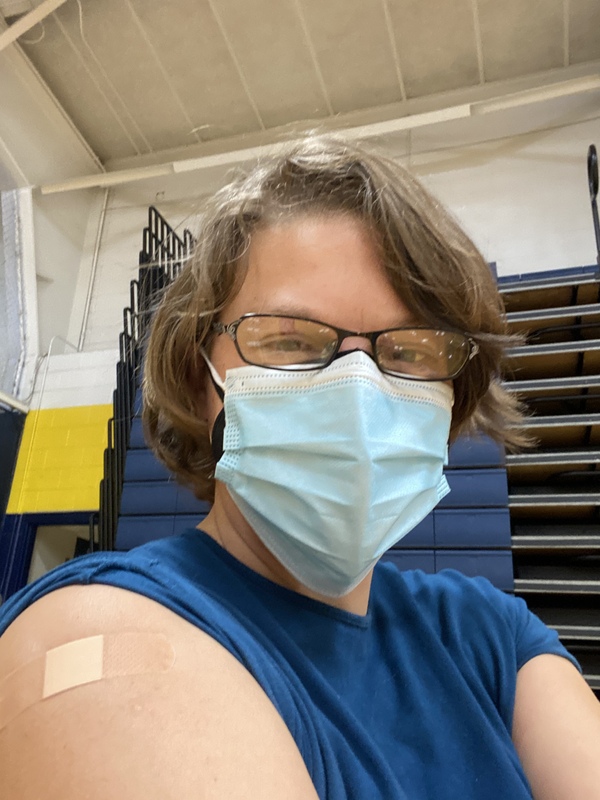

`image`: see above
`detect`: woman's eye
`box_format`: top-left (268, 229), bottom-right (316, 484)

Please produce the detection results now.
top-left (262, 336), bottom-right (314, 353)
top-left (393, 348), bottom-right (428, 363)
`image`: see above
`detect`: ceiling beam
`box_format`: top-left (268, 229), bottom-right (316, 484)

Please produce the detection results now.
top-left (0, 0), bottom-right (69, 52)
top-left (40, 73), bottom-right (600, 195)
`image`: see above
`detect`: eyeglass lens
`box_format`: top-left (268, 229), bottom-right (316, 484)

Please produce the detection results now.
top-left (234, 316), bottom-right (469, 379)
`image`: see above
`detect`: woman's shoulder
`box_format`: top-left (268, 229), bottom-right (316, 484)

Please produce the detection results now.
top-left (0, 530), bottom-right (221, 638)
top-left (0, 582), bottom-right (319, 799)
top-left (374, 561), bottom-right (512, 618)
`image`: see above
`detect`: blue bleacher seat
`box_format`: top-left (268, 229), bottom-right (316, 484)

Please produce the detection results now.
top-left (128, 417), bottom-right (147, 449)
top-left (120, 480), bottom-right (179, 515)
top-left (434, 508), bottom-right (511, 548)
top-left (124, 448), bottom-right (171, 481)
top-left (391, 513), bottom-right (434, 548)
top-left (448, 436), bottom-right (505, 468)
top-left (133, 386), bottom-right (143, 416)
top-left (120, 480), bottom-right (211, 516)
top-left (116, 512), bottom-right (210, 551)
top-left (435, 550), bottom-right (513, 591)
top-left (116, 515), bottom-right (176, 550)
top-left (439, 469), bottom-right (509, 508)
top-left (381, 549), bottom-right (435, 574)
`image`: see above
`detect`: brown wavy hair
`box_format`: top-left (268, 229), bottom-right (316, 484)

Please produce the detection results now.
top-left (143, 134), bottom-right (528, 502)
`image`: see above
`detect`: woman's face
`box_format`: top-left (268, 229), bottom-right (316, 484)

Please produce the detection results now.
top-left (205, 214), bottom-right (419, 426)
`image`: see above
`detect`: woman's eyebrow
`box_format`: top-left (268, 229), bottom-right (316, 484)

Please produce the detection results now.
top-left (259, 305), bottom-right (423, 330)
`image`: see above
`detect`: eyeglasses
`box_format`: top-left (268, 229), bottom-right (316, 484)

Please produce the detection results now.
top-left (212, 314), bottom-right (479, 381)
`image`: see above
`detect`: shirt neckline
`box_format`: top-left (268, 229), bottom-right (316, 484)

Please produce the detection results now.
top-left (184, 528), bottom-right (373, 630)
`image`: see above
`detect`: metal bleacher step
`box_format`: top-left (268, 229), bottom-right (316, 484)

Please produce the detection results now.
top-left (504, 374), bottom-right (600, 393)
top-left (507, 445), bottom-right (598, 480)
top-left (509, 487), bottom-right (600, 506)
top-left (499, 269), bottom-right (600, 312)
top-left (521, 412), bottom-right (600, 428)
top-left (512, 536), bottom-right (600, 552)
top-left (514, 578), bottom-right (600, 594)
top-left (507, 338), bottom-right (600, 358)
top-left (505, 302), bottom-right (600, 326)
top-left (505, 339), bottom-right (600, 383)
top-left (549, 625), bottom-right (600, 641)
top-left (582, 673), bottom-right (600, 691)
top-left (506, 448), bottom-right (600, 465)
top-left (510, 412), bottom-right (600, 449)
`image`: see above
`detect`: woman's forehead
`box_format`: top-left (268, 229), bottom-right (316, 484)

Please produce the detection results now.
top-left (223, 216), bottom-right (416, 329)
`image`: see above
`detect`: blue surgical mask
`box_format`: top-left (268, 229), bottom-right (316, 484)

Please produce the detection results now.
top-left (205, 350), bottom-right (453, 597)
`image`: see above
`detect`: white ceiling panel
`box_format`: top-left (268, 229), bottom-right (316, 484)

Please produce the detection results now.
top-left (19, 12), bottom-right (142, 160)
top-left (386, 0), bottom-right (480, 98)
top-left (478, 0), bottom-right (564, 82)
top-left (3, 0), bottom-right (598, 171)
top-left (211, 0), bottom-right (330, 128)
top-left (126, 0), bottom-right (264, 142)
top-left (569, 0), bottom-right (600, 64)
top-left (50, 0), bottom-right (201, 154)
top-left (299, 0), bottom-right (403, 113)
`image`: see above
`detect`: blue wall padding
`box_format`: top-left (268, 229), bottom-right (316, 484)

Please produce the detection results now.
top-left (380, 549), bottom-right (435, 574)
top-left (435, 550), bottom-right (513, 591)
top-left (439, 469), bottom-right (509, 507)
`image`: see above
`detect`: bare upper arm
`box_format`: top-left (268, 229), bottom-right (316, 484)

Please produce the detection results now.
top-left (0, 584), bottom-right (319, 800)
top-left (512, 653), bottom-right (600, 800)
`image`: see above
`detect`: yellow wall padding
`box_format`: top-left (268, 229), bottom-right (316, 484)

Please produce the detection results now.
top-left (7, 405), bottom-right (112, 514)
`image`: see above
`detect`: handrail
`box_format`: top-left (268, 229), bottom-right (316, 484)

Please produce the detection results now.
top-left (0, 389), bottom-right (28, 414)
top-left (96, 207), bottom-right (194, 550)
top-left (588, 144), bottom-right (599, 266)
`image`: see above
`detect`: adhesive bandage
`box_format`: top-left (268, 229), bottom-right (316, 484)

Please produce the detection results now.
top-left (0, 631), bottom-right (175, 731)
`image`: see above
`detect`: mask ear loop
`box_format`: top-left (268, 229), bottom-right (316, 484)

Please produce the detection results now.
top-left (200, 349), bottom-right (226, 464)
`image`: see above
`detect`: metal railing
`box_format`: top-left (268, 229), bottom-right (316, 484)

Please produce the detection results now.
top-left (94, 207), bottom-right (194, 551)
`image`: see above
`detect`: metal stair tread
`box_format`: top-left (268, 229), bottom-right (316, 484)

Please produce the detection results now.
top-left (506, 338), bottom-right (600, 356)
top-left (549, 624), bottom-right (600, 640)
top-left (514, 578), bottom-right (600, 593)
top-left (516, 412), bottom-right (600, 427)
top-left (504, 375), bottom-right (600, 392)
top-left (512, 536), bottom-right (600, 549)
top-left (499, 272), bottom-right (600, 294)
top-left (505, 302), bottom-right (600, 323)
top-left (506, 448), bottom-right (600, 465)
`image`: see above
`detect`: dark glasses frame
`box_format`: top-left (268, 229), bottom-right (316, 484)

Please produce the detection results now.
top-left (212, 313), bottom-right (479, 381)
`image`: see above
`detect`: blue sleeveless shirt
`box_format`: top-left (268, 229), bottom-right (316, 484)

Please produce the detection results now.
top-left (0, 528), bottom-right (581, 799)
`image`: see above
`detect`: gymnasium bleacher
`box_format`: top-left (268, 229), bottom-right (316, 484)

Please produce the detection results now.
top-left (501, 267), bottom-right (600, 697)
top-left (93, 205), bottom-right (599, 699)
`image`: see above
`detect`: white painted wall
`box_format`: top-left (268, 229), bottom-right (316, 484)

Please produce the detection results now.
top-left (27, 525), bottom-right (89, 583)
top-left (29, 348), bottom-right (119, 410)
top-left (72, 115), bottom-right (599, 352)
top-left (33, 188), bottom-right (98, 355)
top-left (411, 119), bottom-right (599, 279)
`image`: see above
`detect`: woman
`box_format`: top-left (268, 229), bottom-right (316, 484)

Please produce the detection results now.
top-left (1, 136), bottom-right (599, 799)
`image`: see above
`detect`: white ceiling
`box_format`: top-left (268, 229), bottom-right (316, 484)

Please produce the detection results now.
top-left (2, 0), bottom-right (600, 172)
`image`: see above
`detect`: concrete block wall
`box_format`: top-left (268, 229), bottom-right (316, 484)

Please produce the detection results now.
top-left (7, 349), bottom-right (118, 515)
